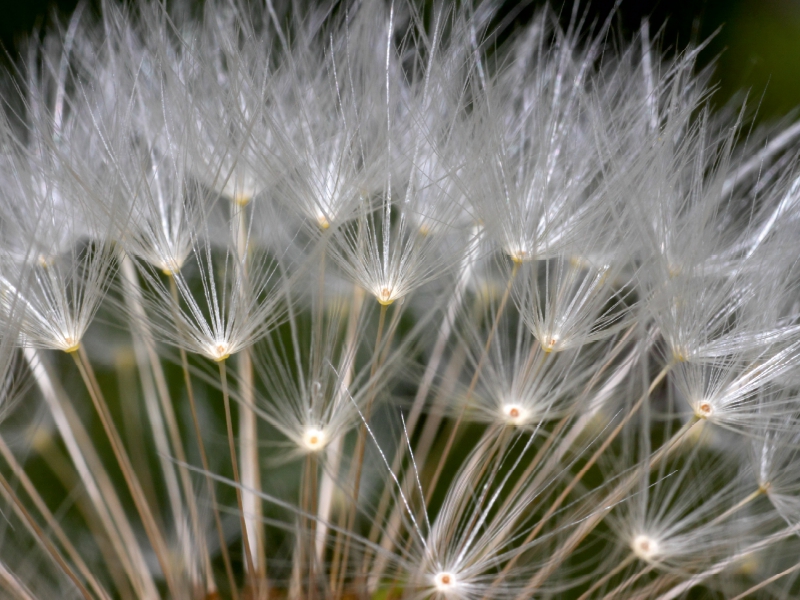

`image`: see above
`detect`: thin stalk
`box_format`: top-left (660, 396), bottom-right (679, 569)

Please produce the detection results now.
top-left (424, 262), bottom-right (519, 505)
top-left (35, 434), bottom-right (134, 599)
top-left (0, 436), bottom-right (111, 600)
top-left (630, 575), bottom-right (680, 600)
top-left (301, 452), bottom-right (320, 599)
top-left (331, 302), bottom-right (389, 598)
top-left (706, 487), bottom-right (765, 527)
top-left (71, 346), bottom-right (180, 598)
top-left (316, 285), bottom-right (364, 563)
top-left (372, 239), bottom-right (475, 516)
top-left (730, 561), bottom-right (800, 600)
top-left (0, 470), bottom-right (92, 600)
top-left (121, 254), bottom-right (215, 593)
top-left (115, 353), bottom-right (162, 527)
top-left (367, 342), bottom-right (470, 590)
top-left (24, 348), bottom-right (156, 598)
top-left (601, 563), bottom-right (655, 599)
top-left (577, 553), bottom-right (636, 600)
top-left (233, 200), bottom-right (266, 586)
top-left (488, 362), bottom-right (674, 598)
top-left (0, 562), bottom-right (37, 600)
top-left (517, 402), bottom-right (699, 599)
top-left (237, 346), bottom-right (263, 586)
top-left (397, 227), bottom-right (484, 456)
top-left (169, 274), bottom-right (239, 600)
top-left (298, 246), bottom-right (327, 597)
top-left (444, 426), bottom-right (515, 546)
top-left (218, 359), bottom-right (257, 581)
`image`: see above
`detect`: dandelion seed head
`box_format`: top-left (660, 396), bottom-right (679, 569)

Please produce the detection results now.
top-left (2, 2), bottom-right (798, 598)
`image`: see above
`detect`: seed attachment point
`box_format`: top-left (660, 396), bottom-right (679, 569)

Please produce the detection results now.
top-left (208, 342), bottom-right (232, 362)
top-left (61, 337), bottom-right (80, 354)
top-left (376, 287), bottom-right (395, 306)
top-left (694, 400), bottom-right (713, 419)
top-left (302, 427), bottom-right (326, 452)
top-left (509, 249), bottom-right (529, 264)
top-left (541, 335), bottom-right (560, 353)
top-left (433, 571), bottom-right (456, 592)
top-left (502, 403), bottom-right (528, 426)
top-left (632, 534), bottom-right (659, 561)
top-left (233, 193), bottom-right (251, 207)
top-left (159, 257), bottom-right (183, 276)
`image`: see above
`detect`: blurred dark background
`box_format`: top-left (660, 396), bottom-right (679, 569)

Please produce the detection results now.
top-left (1, 0), bottom-right (799, 122)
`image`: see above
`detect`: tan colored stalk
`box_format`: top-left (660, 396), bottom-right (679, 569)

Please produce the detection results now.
top-left (482, 362), bottom-right (674, 599)
top-left (424, 262), bottom-right (520, 505)
top-left (35, 414), bottom-right (135, 599)
top-left (316, 285), bottom-right (364, 563)
top-left (577, 553), bottom-right (637, 600)
top-left (168, 275), bottom-right (240, 599)
top-left (301, 452), bottom-right (320, 599)
top-left (71, 346), bottom-right (180, 598)
top-left (601, 563), bottom-right (655, 599)
top-left (233, 201), bottom-right (266, 589)
top-left (218, 359), bottom-right (257, 582)
top-left (24, 348), bottom-right (157, 598)
top-left (331, 302), bottom-right (390, 598)
top-left (515, 396), bottom-right (698, 599)
top-left (0, 469), bottom-right (92, 600)
top-left (0, 562), bottom-right (37, 600)
top-left (120, 254), bottom-right (215, 593)
top-left (366, 342), bottom-right (470, 589)
top-left (730, 561), bottom-right (800, 600)
top-left (0, 436), bottom-right (111, 600)
top-left (115, 352), bottom-right (162, 523)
